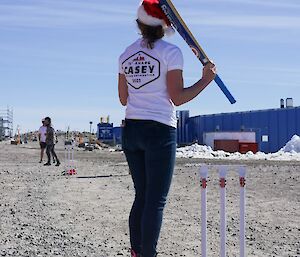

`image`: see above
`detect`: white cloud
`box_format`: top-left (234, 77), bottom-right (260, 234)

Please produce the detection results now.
top-left (225, 0), bottom-right (300, 9)
top-left (0, 1), bottom-right (135, 29)
top-left (183, 0), bottom-right (300, 9)
top-left (1, 0), bottom-right (299, 30)
top-left (173, 0), bottom-right (300, 30)
top-left (186, 14), bottom-right (300, 29)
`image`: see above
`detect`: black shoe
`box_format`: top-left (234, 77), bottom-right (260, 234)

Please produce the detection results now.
top-left (39, 160), bottom-right (42, 163)
top-left (53, 159), bottom-right (56, 163)
top-left (44, 162), bottom-right (51, 166)
top-left (55, 161), bottom-right (61, 167)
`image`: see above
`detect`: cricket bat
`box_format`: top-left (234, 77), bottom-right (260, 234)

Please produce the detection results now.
top-left (159, 0), bottom-right (237, 104)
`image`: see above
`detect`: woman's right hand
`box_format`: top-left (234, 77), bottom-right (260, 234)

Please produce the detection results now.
top-left (202, 62), bottom-right (217, 85)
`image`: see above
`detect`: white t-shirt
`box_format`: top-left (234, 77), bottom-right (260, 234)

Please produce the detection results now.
top-left (38, 126), bottom-right (47, 143)
top-left (119, 38), bottom-right (184, 128)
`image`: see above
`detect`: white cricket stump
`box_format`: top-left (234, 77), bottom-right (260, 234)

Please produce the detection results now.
top-left (199, 165), bottom-right (246, 257)
top-left (239, 166), bottom-right (246, 257)
top-left (219, 166), bottom-right (228, 257)
top-left (200, 166), bottom-right (208, 257)
top-left (64, 140), bottom-right (76, 175)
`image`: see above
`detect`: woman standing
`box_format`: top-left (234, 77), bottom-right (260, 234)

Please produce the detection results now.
top-left (118, 1), bottom-right (216, 256)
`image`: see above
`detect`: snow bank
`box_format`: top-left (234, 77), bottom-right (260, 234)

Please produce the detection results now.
top-left (176, 135), bottom-right (300, 161)
top-left (282, 135), bottom-right (300, 153)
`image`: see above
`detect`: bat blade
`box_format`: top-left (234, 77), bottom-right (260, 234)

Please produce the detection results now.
top-left (159, 0), bottom-right (236, 104)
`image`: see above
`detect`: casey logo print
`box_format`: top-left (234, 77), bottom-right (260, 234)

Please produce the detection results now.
top-left (122, 51), bottom-right (160, 89)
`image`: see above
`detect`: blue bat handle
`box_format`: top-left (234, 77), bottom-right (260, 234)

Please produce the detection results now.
top-left (214, 74), bottom-right (236, 104)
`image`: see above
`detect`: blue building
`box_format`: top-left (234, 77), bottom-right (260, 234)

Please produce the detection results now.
top-left (97, 122), bottom-right (123, 145)
top-left (97, 122), bottom-right (114, 143)
top-left (178, 106), bottom-right (300, 153)
top-left (113, 127), bottom-right (122, 145)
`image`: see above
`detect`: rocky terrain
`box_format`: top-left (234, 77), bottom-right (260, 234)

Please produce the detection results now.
top-left (0, 141), bottom-right (299, 256)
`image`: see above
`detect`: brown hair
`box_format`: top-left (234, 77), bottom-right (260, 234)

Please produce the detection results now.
top-left (136, 19), bottom-right (164, 49)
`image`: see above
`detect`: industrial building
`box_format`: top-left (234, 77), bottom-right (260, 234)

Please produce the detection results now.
top-left (0, 107), bottom-right (13, 140)
top-left (177, 99), bottom-right (300, 153)
top-left (97, 122), bottom-right (114, 143)
top-left (96, 116), bottom-right (123, 145)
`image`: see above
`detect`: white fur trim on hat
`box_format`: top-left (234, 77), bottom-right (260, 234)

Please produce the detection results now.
top-left (137, 5), bottom-right (166, 27)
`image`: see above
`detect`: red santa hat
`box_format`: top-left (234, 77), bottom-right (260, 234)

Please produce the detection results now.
top-left (137, 0), bottom-right (175, 35)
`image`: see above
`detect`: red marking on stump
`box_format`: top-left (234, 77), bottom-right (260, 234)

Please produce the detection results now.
top-left (201, 178), bottom-right (207, 189)
top-left (220, 178), bottom-right (226, 188)
top-left (240, 177), bottom-right (246, 187)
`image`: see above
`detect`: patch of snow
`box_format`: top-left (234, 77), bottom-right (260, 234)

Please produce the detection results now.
top-left (176, 135), bottom-right (300, 161)
top-left (281, 135), bottom-right (300, 153)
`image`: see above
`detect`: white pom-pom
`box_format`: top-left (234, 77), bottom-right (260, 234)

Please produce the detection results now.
top-left (164, 26), bottom-right (175, 36)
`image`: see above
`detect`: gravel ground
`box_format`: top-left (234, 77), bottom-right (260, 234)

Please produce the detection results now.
top-left (0, 141), bottom-right (299, 257)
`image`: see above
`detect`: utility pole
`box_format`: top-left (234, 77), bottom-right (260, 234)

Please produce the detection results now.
top-left (89, 121), bottom-right (93, 146)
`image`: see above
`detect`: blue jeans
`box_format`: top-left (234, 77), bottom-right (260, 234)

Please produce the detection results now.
top-left (122, 119), bottom-right (177, 257)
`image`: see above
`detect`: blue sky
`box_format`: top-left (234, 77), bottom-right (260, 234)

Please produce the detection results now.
top-left (0, 0), bottom-right (299, 132)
